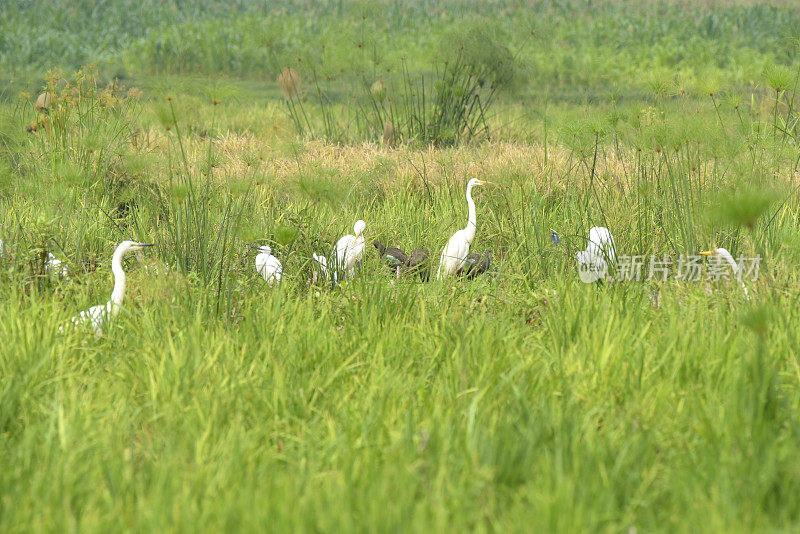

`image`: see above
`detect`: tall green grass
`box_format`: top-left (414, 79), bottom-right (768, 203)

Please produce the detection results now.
top-left (2, 1), bottom-right (800, 530)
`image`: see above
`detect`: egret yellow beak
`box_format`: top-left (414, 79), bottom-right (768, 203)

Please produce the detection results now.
top-left (699, 249), bottom-right (715, 256)
top-left (478, 180), bottom-right (493, 185)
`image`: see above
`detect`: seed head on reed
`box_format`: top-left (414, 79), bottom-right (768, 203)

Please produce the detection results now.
top-left (371, 80), bottom-right (387, 102)
top-left (763, 63), bottom-right (793, 94)
top-left (35, 92), bottom-right (52, 113)
top-left (278, 67), bottom-right (301, 99)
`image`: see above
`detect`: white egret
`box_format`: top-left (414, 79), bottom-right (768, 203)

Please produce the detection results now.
top-left (46, 252), bottom-right (69, 277)
top-left (335, 219), bottom-right (366, 279)
top-left (312, 252), bottom-right (335, 284)
top-left (699, 247), bottom-right (750, 299)
top-left (437, 178), bottom-right (491, 279)
top-left (63, 240), bottom-right (153, 336)
top-left (576, 226), bottom-right (616, 283)
top-left (252, 245), bottom-right (282, 286)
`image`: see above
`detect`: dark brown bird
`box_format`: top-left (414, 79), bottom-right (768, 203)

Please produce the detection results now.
top-left (406, 248), bottom-right (430, 282)
top-left (457, 249), bottom-right (492, 279)
top-left (373, 240), bottom-right (408, 278)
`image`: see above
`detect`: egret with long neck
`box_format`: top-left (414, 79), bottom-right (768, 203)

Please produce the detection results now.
top-left (64, 240), bottom-right (153, 336)
top-left (437, 178), bottom-right (491, 279)
top-left (699, 247), bottom-right (751, 299)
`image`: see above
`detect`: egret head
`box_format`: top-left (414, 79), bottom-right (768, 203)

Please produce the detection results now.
top-left (467, 178), bottom-right (492, 190)
top-left (251, 245), bottom-right (271, 255)
top-left (354, 220), bottom-right (366, 238)
top-left (700, 247), bottom-right (733, 262)
top-left (120, 240), bottom-right (154, 254)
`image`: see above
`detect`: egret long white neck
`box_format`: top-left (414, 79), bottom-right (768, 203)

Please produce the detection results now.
top-left (718, 250), bottom-right (740, 274)
top-left (110, 247), bottom-right (127, 314)
top-left (464, 184), bottom-right (477, 242)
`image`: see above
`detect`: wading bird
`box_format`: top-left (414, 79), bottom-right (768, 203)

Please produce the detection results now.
top-left (407, 248), bottom-right (430, 281)
top-left (63, 240), bottom-right (153, 336)
top-left (252, 245), bottom-right (282, 286)
top-left (312, 252), bottom-right (334, 284)
top-left (373, 240), bottom-right (408, 278)
top-left (336, 220), bottom-right (366, 279)
top-left (576, 227), bottom-right (616, 283)
top-left (46, 253), bottom-right (69, 278)
top-left (699, 247), bottom-right (750, 299)
top-left (458, 249), bottom-right (492, 279)
top-left (437, 178), bottom-right (491, 279)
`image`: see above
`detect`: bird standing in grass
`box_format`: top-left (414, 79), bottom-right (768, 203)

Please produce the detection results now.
top-left (373, 240), bottom-right (408, 278)
top-left (253, 245), bottom-right (282, 286)
top-left (407, 248), bottom-right (431, 281)
top-left (458, 249), bottom-right (492, 280)
top-left (336, 220), bottom-right (366, 279)
top-left (699, 247), bottom-right (750, 299)
top-left (437, 178), bottom-right (491, 279)
top-left (63, 240), bottom-right (153, 336)
top-left (576, 226), bottom-right (616, 283)
top-left (312, 252), bottom-right (334, 284)
top-left (46, 252), bottom-right (69, 278)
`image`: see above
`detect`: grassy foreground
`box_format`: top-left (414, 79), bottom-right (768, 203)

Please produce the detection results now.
top-left (2, 0), bottom-right (800, 531)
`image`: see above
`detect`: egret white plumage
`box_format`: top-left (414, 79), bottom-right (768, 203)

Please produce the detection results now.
top-left (699, 247), bottom-right (750, 299)
top-left (46, 252), bottom-right (69, 277)
top-left (335, 219), bottom-right (366, 279)
top-left (252, 245), bottom-right (282, 285)
top-left (63, 240), bottom-right (153, 336)
top-left (312, 252), bottom-right (335, 284)
top-left (576, 226), bottom-right (616, 283)
top-left (437, 178), bottom-right (491, 279)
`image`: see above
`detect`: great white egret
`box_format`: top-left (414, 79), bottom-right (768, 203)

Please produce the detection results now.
top-left (576, 226), bottom-right (616, 283)
top-left (437, 178), bottom-right (491, 279)
top-left (699, 247), bottom-right (750, 299)
top-left (336, 220), bottom-right (366, 279)
top-left (407, 248), bottom-right (431, 281)
top-left (373, 240), bottom-right (408, 278)
top-left (458, 249), bottom-right (492, 279)
top-left (252, 245), bottom-right (282, 286)
top-left (63, 240), bottom-right (153, 336)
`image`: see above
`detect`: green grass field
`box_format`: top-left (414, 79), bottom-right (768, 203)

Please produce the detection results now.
top-left (2, 0), bottom-right (800, 531)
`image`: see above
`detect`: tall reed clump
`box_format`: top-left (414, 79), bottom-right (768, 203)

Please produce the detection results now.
top-left (155, 97), bottom-right (255, 317)
top-left (2, 67), bottom-right (147, 282)
top-left (280, 24), bottom-right (516, 147)
top-left (18, 67), bottom-right (144, 203)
